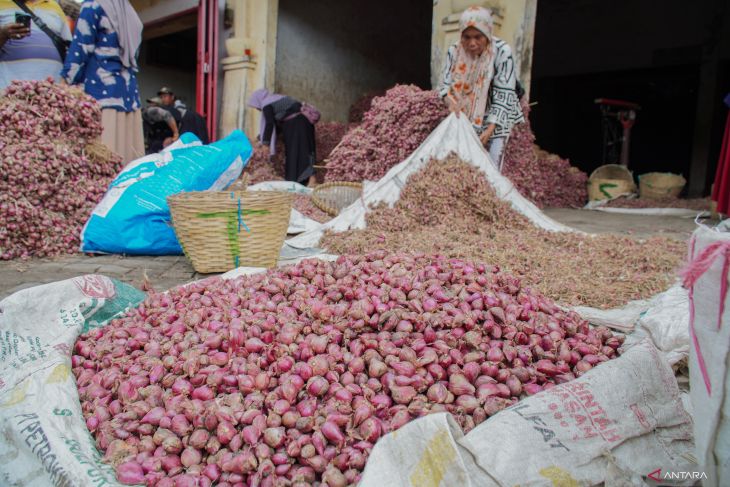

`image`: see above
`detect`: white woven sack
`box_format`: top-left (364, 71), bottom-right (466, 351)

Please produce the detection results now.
top-left (360, 340), bottom-right (695, 487)
top-left (0, 276), bottom-right (144, 487)
top-left (686, 225), bottom-right (730, 486)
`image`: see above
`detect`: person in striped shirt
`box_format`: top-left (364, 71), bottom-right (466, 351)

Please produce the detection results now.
top-left (0, 0), bottom-right (72, 91)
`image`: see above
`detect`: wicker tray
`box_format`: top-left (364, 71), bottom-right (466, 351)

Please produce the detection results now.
top-left (639, 172), bottom-right (686, 199)
top-left (587, 164), bottom-right (636, 201)
top-left (168, 190), bottom-right (292, 273)
top-left (311, 181), bottom-right (363, 216)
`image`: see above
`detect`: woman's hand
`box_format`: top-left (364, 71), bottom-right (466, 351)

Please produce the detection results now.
top-left (1, 22), bottom-right (30, 40)
top-left (479, 131), bottom-right (490, 146)
top-left (0, 23), bottom-right (30, 47)
top-left (480, 123), bottom-right (496, 147)
top-left (446, 95), bottom-right (461, 118)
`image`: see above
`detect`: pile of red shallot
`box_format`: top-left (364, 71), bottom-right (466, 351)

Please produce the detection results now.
top-left (322, 156), bottom-right (685, 309)
top-left (293, 195), bottom-right (332, 224)
top-left (0, 79), bottom-right (123, 260)
top-left (241, 123), bottom-right (350, 185)
top-left (502, 103), bottom-right (588, 208)
top-left (242, 144), bottom-right (286, 185)
top-left (315, 122), bottom-right (351, 166)
top-left (74, 252), bottom-right (623, 486)
top-left (348, 92), bottom-right (383, 124)
top-left (324, 85), bottom-right (448, 183)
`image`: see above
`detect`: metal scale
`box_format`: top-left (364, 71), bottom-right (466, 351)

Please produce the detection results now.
top-left (594, 98), bottom-right (641, 168)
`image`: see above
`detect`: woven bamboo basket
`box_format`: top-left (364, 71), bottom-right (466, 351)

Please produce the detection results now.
top-left (168, 190), bottom-right (292, 273)
top-left (587, 164), bottom-right (637, 201)
top-left (311, 181), bottom-right (363, 216)
top-left (639, 172), bottom-right (686, 200)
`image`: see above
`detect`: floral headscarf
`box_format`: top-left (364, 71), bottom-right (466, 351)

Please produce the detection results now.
top-left (447, 6), bottom-right (496, 128)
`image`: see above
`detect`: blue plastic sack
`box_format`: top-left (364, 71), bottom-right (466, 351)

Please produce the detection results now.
top-left (81, 130), bottom-right (252, 255)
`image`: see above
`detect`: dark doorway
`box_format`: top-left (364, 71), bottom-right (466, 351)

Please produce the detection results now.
top-left (529, 0), bottom-right (730, 195)
top-left (275, 0), bottom-right (432, 122)
top-left (137, 13), bottom-right (198, 112)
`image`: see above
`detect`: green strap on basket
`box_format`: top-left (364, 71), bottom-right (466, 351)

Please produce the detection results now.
top-left (196, 199), bottom-right (270, 267)
top-left (599, 182), bottom-right (618, 199)
top-left (237, 197), bottom-right (249, 232)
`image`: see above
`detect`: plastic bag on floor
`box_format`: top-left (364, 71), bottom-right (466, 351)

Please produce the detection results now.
top-left (81, 130), bottom-right (252, 255)
top-left (360, 340), bottom-right (696, 487)
top-left (0, 276), bottom-right (145, 487)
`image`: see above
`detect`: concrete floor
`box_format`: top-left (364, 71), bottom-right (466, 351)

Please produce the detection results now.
top-left (543, 208), bottom-right (703, 240)
top-left (0, 209), bottom-right (708, 301)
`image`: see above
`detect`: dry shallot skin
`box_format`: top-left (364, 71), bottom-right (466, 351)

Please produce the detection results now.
top-left (74, 252), bottom-right (624, 486)
top-left (240, 121), bottom-right (349, 186)
top-left (0, 78), bottom-right (122, 260)
top-left (325, 84), bottom-right (448, 183)
top-left (321, 156), bottom-right (684, 310)
top-left (606, 195), bottom-right (710, 211)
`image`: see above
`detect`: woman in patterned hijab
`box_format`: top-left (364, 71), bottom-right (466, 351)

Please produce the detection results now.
top-left (440, 6), bottom-right (524, 169)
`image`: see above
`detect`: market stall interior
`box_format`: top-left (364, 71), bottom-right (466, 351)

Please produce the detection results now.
top-left (1, 1), bottom-right (729, 486)
top-left (530, 0), bottom-right (730, 198)
top-left (137, 13), bottom-right (198, 120)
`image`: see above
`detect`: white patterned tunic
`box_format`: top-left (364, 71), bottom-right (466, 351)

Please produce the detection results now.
top-left (440, 37), bottom-right (525, 138)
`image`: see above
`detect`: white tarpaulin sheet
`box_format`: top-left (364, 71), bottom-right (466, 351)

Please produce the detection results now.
top-left (585, 199), bottom-right (709, 218)
top-left (285, 114), bottom-right (574, 250)
top-left (594, 207), bottom-right (709, 218)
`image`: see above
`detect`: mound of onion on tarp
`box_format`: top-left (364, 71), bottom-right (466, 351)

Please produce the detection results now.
top-left (242, 145), bottom-right (286, 184)
top-left (293, 195), bottom-right (332, 224)
top-left (502, 102), bottom-right (588, 208)
top-left (348, 91), bottom-right (383, 124)
top-left (324, 85), bottom-right (448, 183)
top-left (0, 79), bottom-right (123, 259)
top-left (322, 156), bottom-right (685, 309)
top-left (74, 252), bottom-right (623, 486)
top-left (315, 122), bottom-right (350, 165)
top-left (242, 122), bottom-right (349, 185)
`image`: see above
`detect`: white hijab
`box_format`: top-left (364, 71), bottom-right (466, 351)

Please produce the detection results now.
top-left (96, 0), bottom-right (143, 70)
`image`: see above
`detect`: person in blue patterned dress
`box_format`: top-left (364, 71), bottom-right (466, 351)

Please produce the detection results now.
top-left (61, 0), bottom-right (144, 163)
